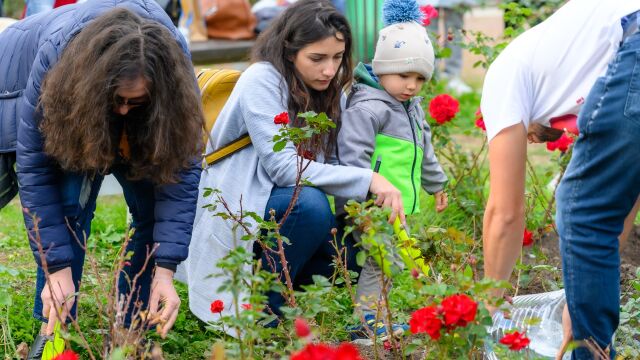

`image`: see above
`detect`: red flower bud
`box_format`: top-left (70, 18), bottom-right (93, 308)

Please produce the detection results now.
top-left (411, 268), bottom-right (420, 279)
top-left (274, 112), bottom-right (289, 125)
top-left (210, 299), bottom-right (224, 314)
top-left (294, 317), bottom-right (311, 338)
top-left (523, 229), bottom-right (534, 246)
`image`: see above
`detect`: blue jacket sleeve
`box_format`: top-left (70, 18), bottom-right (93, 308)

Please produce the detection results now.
top-left (152, 158), bottom-right (202, 266)
top-left (16, 39), bottom-right (74, 270)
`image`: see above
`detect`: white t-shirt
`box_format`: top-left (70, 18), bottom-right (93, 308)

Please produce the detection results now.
top-left (481, 0), bottom-right (640, 142)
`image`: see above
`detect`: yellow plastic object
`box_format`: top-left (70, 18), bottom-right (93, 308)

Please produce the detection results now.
top-left (42, 322), bottom-right (65, 360)
top-left (197, 69), bottom-right (252, 166)
top-left (393, 218), bottom-right (430, 277)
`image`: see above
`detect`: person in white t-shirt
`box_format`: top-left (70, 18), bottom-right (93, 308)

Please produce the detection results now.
top-left (481, 0), bottom-right (640, 358)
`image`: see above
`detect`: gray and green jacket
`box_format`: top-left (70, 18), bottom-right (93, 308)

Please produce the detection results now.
top-left (336, 63), bottom-right (448, 215)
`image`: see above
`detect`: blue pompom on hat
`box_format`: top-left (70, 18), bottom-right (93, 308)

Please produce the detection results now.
top-left (372, 0), bottom-right (435, 79)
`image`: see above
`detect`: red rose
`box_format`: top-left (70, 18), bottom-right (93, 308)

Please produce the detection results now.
top-left (409, 306), bottom-right (443, 340)
top-left (523, 229), bottom-right (534, 246)
top-left (429, 94), bottom-right (459, 124)
top-left (420, 5), bottom-right (439, 26)
top-left (334, 343), bottom-right (363, 360)
top-left (294, 317), bottom-right (311, 338)
top-left (274, 112), bottom-right (290, 125)
top-left (475, 108), bottom-right (486, 131)
top-left (241, 303), bottom-right (252, 310)
top-left (52, 350), bottom-right (79, 360)
top-left (546, 133), bottom-right (573, 153)
top-left (411, 268), bottom-right (420, 279)
top-left (499, 331), bottom-right (531, 351)
top-left (210, 299), bottom-right (224, 314)
top-left (290, 343), bottom-right (335, 360)
top-left (441, 294), bottom-right (477, 328)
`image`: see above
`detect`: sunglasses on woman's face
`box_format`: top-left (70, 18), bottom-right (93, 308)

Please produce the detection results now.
top-left (114, 95), bottom-right (150, 108)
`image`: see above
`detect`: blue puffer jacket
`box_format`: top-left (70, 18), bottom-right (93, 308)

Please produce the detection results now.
top-left (0, 0), bottom-right (201, 270)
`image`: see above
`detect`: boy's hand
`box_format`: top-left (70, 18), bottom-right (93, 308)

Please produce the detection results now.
top-left (435, 191), bottom-right (448, 212)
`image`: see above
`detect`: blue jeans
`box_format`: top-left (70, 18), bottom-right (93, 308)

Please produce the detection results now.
top-left (556, 32), bottom-right (640, 359)
top-left (33, 166), bottom-right (157, 327)
top-left (256, 186), bottom-right (358, 317)
top-left (25, 0), bottom-right (54, 16)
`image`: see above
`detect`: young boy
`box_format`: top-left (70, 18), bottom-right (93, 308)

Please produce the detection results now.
top-left (336, 3), bottom-right (448, 340)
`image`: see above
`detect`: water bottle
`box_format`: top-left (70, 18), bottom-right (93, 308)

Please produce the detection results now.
top-left (485, 290), bottom-right (571, 359)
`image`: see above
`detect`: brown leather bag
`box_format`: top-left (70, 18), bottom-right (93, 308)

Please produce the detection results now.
top-left (201, 0), bottom-right (257, 40)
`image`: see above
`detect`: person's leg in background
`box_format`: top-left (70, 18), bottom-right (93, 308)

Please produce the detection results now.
top-left (441, 6), bottom-right (471, 94)
top-left (113, 167), bottom-right (156, 327)
top-left (556, 32), bottom-right (640, 359)
top-left (256, 186), bottom-right (337, 317)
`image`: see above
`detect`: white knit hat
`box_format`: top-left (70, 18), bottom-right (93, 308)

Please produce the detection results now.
top-left (372, 0), bottom-right (435, 79)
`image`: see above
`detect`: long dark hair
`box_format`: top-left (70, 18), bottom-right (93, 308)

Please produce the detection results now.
top-left (40, 8), bottom-right (204, 184)
top-left (251, 0), bottom-right (353, 156)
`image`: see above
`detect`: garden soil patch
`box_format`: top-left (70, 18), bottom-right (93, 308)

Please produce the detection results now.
top-left (521, 226), bottom-right (640, 295)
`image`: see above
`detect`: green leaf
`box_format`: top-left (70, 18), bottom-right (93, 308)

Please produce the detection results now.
top-left (464, 264), bottom-right (473, 279)
top-left (273, 141), bottom-right (287, 152)
top-left (356, 251), bottom-right (366, 267)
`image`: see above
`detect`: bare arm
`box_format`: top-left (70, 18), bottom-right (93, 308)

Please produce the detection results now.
top-left (483, 123), bottom-right (527, 300)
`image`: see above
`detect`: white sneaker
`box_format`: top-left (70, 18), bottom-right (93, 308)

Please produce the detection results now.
top-left (446, 77), bottom-right (473, 95)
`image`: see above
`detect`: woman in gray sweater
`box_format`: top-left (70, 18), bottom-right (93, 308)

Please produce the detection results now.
top-left (178, 0), bottom-right (404, 326)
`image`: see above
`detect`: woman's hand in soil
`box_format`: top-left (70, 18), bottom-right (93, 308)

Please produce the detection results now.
top-left (369, 173), bottom-right (406, 225)
top-left (434, 191), bottom-right (448, 213)
top-left (41, 267), bottom-right (75, 335)
top-left (149, 267), bottom-right (181, 338)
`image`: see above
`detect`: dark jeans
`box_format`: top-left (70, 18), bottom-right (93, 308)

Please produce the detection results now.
top-left (33, 166), bottom-right (157, 327)
top-left (556, 32), bottom-right (640, 359)
top-left (256, 186), bottom-right (359, 317)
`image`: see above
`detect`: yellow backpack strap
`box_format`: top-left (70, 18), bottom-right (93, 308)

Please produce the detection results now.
top-left (204, 135), bottom-right (251, 166)
top-left (197, 68), bottom-right (251, 167)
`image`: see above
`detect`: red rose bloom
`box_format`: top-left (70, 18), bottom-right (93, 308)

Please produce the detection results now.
top-left (546, 133), bottom-right (573, 152)
top-left (291, 343), bottom-right (335, 360)
top-left (334, 343), bottom-right (363, 360)
top-left (499, 331), bottom-right (531, 351)
top-left (52, 350), bottom-right (79, 360)
top-left (429, 94), bottom-right (459, 124)
top-left (294, 317), bottom-right (311, 338)
top-left (409, 306), bottom-right (443, 340)
top-left (420, 5), bottom-right (439, 26)
top-left (241, 303), bottom-right (252, 310)
top-left (290, 343), bottom-right (362, 360)
top-left (441, 294), bottom-right (478, 328)
top-left (274, 111), bottom-right (290, 125)
top-left (210, 299), bottom-right (224, 314)
top-left (475, 108), bottom-right (486, 131)
top-left (523, 229), bottom-right (534, 246)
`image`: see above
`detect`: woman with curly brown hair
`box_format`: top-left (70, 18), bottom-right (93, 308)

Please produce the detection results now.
top-left (0, 0), bottom-right (203, 340)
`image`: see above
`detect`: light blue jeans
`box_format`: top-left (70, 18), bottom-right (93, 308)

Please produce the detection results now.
top-left (556, 32), bottom-right (640, 359)
top-left (25, 0), bottom-right (54, 17)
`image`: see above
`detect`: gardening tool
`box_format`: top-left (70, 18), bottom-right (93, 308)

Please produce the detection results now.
top-left (363, 156), bottom-right (431, 277)
top-left (26, 322), bottom-right (65, 360)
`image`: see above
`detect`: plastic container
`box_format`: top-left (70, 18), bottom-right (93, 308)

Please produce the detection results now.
top-left (485, 289), bottom-right (571, 360)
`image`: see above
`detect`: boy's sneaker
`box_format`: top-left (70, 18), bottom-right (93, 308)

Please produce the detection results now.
top-left (348, 314), bottom-right (408, 341)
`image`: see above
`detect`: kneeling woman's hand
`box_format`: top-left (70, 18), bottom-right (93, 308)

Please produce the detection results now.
top-left (369, 173), bottom-right (406, 225)
top-left (41, 267), bottom-right (75, 335)
top-left (149, 267), bottom-right (181, 338)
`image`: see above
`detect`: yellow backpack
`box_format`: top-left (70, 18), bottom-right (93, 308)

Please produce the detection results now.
top-left (197, 68), bottom-right (251, 166)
